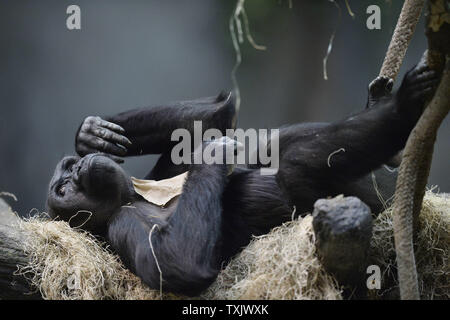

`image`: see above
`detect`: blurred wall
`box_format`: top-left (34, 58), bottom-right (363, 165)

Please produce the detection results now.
top-left (0, 0), bottom-right (448, 215)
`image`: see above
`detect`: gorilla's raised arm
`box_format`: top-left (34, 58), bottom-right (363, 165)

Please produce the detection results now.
top-left (75, 92), bottom-right (236, 161)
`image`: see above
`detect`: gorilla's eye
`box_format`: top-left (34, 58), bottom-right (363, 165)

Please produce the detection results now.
top-left (57, 184), bottom-right (66, 197)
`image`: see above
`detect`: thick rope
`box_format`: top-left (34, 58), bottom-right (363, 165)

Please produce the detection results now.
top-left (389, 0), bottom-right (449, 300)
top-left (375, 0), bottom-right (426, 300)
top-left (379, 0), bottom-right (426, 80)
top-left (392, 58), bottom-right (449, 300)
top-left (379, 0), bottom-right (426, 167)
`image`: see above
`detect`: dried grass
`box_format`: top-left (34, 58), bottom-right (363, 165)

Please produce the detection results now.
top-left (16, 215), bottom-right (160, 300)
top-left (203, 216), bottom-right (342, 300)
top-left (9, 191), bottom-right (449, 300)
top-left (370, 191), bottom-right (450, 299)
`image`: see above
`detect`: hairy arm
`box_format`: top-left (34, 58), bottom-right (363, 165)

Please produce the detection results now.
top-left (107, 163), bottom-right (227, 296)
top-left (75, 92), bottom-right (235, 160)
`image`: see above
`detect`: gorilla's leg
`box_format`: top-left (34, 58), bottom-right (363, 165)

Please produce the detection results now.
top-left (274, 108), bottom-right (405, 214)
top-left (248, 122), bottom-right (329, 169)
top-left (366, 76), bottom-right (403, 167)
top-left (275, 63), bottom-right (439, 214)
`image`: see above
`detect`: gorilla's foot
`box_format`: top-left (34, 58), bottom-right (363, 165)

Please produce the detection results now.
top-left (312, 195), bottom-right (373, 289)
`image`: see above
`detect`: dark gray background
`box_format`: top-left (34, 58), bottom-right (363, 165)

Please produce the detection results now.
top-left (0, 0), bottom-right (448, 215)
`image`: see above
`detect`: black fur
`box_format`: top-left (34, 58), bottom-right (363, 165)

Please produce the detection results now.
top-left (47, 63), bottom-right (440, 296)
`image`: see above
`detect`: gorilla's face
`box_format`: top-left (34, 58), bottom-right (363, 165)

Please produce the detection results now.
top-left (47, 153), bottom-right (132, 234)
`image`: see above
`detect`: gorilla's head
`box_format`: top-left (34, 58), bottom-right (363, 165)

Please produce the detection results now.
top-left (47, 153), bottom-right (133, 235)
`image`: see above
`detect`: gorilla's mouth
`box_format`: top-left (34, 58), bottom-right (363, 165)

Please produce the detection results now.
top-left (75, 153), bottom-right (119, 192)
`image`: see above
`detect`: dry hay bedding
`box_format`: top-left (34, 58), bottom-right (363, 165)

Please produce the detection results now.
top-left (12, 191), bottom-right (450, 300)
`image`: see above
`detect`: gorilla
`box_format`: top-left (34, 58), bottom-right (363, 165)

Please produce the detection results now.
top-left (47, 62), bottom-right (439, 296)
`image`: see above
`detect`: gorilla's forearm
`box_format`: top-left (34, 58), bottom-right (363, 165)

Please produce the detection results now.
top-left (154, 164), bottom-right (227, 294)
top-left (107, 163), bottom-right (227, 296)
top-left (104, 92), bottom-right (235, 156)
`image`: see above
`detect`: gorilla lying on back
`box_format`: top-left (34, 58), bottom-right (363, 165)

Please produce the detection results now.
top-left (47, 61), bottom-right (439, 296)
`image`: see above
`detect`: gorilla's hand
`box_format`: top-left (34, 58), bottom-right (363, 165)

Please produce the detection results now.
top-left (396, 57), bottom-right (440, 119)
top-left (75, 116), bottom-right (132, 163)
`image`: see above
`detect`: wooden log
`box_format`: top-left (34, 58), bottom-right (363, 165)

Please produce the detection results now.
top-left (0, 199), bottom-right (40, 299)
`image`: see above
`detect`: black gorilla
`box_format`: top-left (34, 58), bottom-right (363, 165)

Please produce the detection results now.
top-left (47, 62), bottom-right (439, 296)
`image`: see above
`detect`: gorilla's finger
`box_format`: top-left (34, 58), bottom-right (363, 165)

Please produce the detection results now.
top-left (76, 143), bottom-right (92, 157)
top-left (76, 143), bottom-right (125, 163)
top-left (411, 62), bottom-right (430, 76)
top-left (414, 70), bottom-right (439, 82)
top-left (77, 131), bottom-right (95, 146)
top-left (85, 116), bottom-right (101, 125)
top-left (386, 78), bottom-right (394, 92)
top-left (410, 87), bottom-right (435, 103)
top-left (405, 65), bottom-right (431, 87)
top-left (76, 142), bottom-right (111, 158)
top-left (80, 122), bottom-right (93, 135)
top-left (85, 136), bottom-right (128, 156)
top-left (408, 78), bottom-right (440, 92)
top-left (401, 69), bottom-right (438, 95)
top-left (418, 87), bottom-right (436, 98)
top-left (90, 127), bottom-right (132, 148)
top-left (102, 153), bottom-right (125, 164)
top-left (80, 143), bottom-right (96, 154)
top-left (422, 87), bottom-right (435, 95)
top-left (98, 119), bottom-right (125, 134)
top-left (78, 129), bottom-right (128, 156)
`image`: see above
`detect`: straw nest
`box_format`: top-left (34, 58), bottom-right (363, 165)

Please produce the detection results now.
top-left (370, 191), bottom-right (449, 299)
top-left (10, 191), bottom-right (449, 300)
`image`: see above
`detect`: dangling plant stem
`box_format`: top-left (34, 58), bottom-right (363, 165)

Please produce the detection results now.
top-left (229, 0), bottom-right (266, 114)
